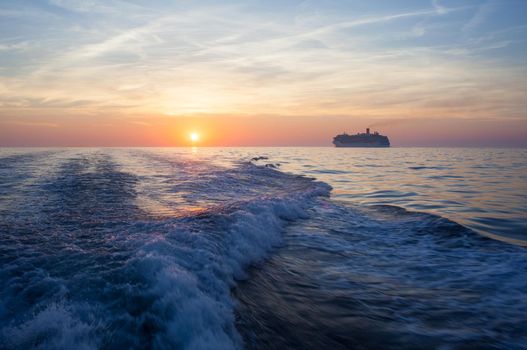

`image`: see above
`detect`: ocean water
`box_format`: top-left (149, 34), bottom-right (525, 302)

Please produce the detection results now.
top-left (0, 147), bottom-right (526, 349)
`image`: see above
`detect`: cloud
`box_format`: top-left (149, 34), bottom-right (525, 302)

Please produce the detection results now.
top-left (0, 0), bottom-right (524, 127)
top-left (130, 120), bottom-right (151, 127)
top-left (432, 0), bottom-right (448, 15)
top-left (463, 0), bottom-right (496, 32)
top-left (2, 120), bottom-right (60, 128)
top-left (0, 42), bottom-right (32, 52)
top-left (0, 96), bottom-right (95, 108)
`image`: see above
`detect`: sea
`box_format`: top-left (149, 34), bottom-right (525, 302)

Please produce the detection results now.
top-left (0, 147), bottom-right (526, 349)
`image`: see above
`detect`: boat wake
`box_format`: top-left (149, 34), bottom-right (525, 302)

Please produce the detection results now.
top-left (235, 202), bottom-right (527, 349)
top-left (0, 149), bottom-right (525, 349)
top-left (0, 150), bottom-right (330, 349)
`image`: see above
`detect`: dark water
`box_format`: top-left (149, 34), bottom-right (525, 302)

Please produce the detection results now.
top-left (0, 148), bottom-right (526, 349)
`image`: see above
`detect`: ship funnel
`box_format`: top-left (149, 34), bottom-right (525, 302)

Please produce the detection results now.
top-left (366, 128), bottom-right (370, 135)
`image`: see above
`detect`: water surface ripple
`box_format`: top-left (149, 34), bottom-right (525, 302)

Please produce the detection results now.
top-left (0, 148), bottom-right (525, 349)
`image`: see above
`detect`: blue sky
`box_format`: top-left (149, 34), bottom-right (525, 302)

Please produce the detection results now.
top-left (0, 0), bottom-right (526, 145)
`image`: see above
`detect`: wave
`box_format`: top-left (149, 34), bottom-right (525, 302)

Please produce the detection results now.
top-left (408, 166), bottom-right (449, 170)
top-left (1, 150), bottom-right (525, 350)
top-left (235, 200), bottom-right (527, 349)
top-left (0, 158), bottom-right (331, 350)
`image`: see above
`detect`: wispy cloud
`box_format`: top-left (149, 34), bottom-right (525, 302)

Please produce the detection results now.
top-left (2, 120), bottom-right (60, 128)
top-left (130, 120), bottom-right (151, 127)
top-left (0, 0), bottom-right (525, 126)
top-left (431, 0), bottom-right (448, 15)
top-left (463, 0), bottom-right (496, 32)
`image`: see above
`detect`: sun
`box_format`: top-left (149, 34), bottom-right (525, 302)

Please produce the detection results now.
top-left (190, 132), bottom-right (200, 142)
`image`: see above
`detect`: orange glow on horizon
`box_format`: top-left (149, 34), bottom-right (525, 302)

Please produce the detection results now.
top-left (1, 114), bottom-right (526, 147)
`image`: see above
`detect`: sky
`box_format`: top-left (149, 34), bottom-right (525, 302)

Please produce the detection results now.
top-left (0, 0), bottom-right (526, 146)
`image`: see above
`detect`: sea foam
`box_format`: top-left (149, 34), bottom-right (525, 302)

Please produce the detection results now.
top-left (0, 154), bottom-right (330, 350)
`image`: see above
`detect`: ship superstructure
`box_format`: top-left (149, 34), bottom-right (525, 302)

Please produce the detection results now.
top-left (333, 128), bottom-right (390, 147)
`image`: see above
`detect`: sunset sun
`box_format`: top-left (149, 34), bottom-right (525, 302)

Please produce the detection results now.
top-left (190, 132), bottom-right (200, 143)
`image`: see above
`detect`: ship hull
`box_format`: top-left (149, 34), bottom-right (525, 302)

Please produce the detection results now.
top-left (333, 141), bottom-right (390, 147)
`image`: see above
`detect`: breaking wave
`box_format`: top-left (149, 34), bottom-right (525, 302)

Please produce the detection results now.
top-left (0, 150), bottom-right (330, 349)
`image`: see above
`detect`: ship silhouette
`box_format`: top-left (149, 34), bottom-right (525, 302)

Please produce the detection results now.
top-left (333, 128), bottom-right (390, 147)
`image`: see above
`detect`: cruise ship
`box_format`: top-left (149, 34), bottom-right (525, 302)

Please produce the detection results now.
top-left (333, 128), bottom-right (390, 147)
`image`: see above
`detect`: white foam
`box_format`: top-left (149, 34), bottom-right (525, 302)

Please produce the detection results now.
top-left (0, 155), bottom-right (331, 350)
top-left (124, 179), bottom-right (330, 349)
top-left (3, 303), bottom-right (96, 350)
